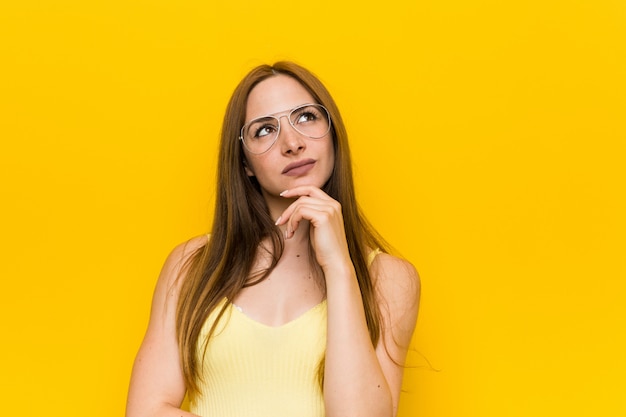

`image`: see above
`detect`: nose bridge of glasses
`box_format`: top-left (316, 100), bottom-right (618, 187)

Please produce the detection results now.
top-left (276, 113), bottom-right (291, 126)
top-left (275, 112), bottom-right (302, 138)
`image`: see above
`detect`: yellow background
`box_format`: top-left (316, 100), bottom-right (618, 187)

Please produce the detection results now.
top-left (1, 0), bottom-right (625, 415)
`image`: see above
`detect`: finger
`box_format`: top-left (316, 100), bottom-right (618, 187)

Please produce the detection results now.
top-left (284, 201), bottom-right (331, 235)
top-left (279, 185), bottom-right (333, 201)
top-left (285, 204), bottom-right (334, 239)
top-left (275, 196), bottom-right (338, 226)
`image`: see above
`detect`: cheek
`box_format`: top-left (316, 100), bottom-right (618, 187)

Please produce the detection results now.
top-left (326, 141), bottom-right (336, 171)
top-left (242, 151), bottom-right (262, 177)
top-left (243, 154), bottom-right (271, 179)
top-left (244, 161), bottom-right (255, 177)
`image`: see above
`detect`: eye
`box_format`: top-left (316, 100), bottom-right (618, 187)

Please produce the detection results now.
top-left (293, 106), bottom-right (321, 125)
top-left (247, 118), bottom-right (278, 140)
top-left (254, 124), bottom-right (277, 139)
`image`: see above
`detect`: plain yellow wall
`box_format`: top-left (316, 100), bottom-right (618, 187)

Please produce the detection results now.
top-left (1, 0), bottom-right (625, 416)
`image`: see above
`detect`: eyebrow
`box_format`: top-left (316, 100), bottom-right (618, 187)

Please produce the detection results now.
top-left (245, 103), bottom-right (317, 123)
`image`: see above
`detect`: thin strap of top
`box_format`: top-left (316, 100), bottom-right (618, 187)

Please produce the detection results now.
top-left (367, 247), bottom-right (382, 267)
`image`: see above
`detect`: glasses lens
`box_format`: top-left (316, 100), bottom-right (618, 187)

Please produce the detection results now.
top-left (289, 104), bottom-right (331, 139)
top-left (242, 117), bottom-right (279, 154)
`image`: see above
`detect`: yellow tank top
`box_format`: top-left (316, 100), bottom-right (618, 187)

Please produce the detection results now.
top-left (189, 248), bottom-right (381, 417)
top-left (189, 298), bottom-right (327, 417)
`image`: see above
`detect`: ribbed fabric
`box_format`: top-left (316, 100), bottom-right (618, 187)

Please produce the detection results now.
top-left (190, 298), bottom-right (327, 417)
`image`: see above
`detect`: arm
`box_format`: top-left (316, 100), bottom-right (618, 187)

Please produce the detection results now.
top-left (323, 253), bottom-right (419, 417)
top-left (126, 236), bottom-right (207, 417)
top-left (277, 187), bottom-right (420, 417)
top-left (371, 253), bottom-right (421, 416)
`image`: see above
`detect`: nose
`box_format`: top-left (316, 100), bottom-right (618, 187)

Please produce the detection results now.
top-left (277, 115), bottom-right (306, 154)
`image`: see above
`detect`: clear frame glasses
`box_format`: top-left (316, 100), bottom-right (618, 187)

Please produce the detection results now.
top-left (239, 103), bottom-right (332, 154)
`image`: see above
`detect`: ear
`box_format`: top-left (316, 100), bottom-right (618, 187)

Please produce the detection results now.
top-left (243, 159), bottom-right (255, 177)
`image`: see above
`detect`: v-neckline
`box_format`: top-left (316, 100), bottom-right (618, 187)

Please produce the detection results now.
top-left (228, 299), bottom-right (327, 330)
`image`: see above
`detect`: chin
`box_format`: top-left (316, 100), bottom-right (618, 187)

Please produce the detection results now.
top-left (292, 176), bottom-right (327, 189)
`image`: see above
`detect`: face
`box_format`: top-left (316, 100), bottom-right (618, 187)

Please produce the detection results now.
top-left (242, 75), bottom-right (335, 200)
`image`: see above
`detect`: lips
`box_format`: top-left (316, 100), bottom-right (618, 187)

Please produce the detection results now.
top-left (282, 159), bottom-right (316, 176)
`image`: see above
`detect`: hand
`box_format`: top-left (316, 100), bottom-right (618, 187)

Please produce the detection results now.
top-left (275, 185), bottom-right (352, 272)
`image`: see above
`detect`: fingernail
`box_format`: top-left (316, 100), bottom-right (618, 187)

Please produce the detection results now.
top-left (279, 190), bottom-right (288, 197)
top-left (275, 216), bottom-right (282, 225)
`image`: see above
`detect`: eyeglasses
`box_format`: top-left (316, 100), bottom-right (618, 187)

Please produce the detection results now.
top-left (239, 103), bottom-right (332, 154)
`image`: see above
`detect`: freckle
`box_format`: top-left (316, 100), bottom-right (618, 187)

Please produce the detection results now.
top-left (296, 254), bottom-right (300, 257)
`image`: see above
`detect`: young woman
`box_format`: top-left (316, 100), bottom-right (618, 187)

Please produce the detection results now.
top-left (126, 62), bottom-right (420, 417)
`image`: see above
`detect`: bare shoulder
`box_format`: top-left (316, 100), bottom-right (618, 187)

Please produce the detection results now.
top-left (370, 252), bottom-right (421, 308)
top-left (370, 252), bottom-right (421, 347)
top-left (146, 234), bottom-right (209, 326)
top-left (157, 235), bottom-right (209, 292)
top-left (164, 235), bottom-right (208, 269)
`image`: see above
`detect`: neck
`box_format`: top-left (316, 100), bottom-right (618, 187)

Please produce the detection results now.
top-left (263, 191), bottom-right (291, 221)
top-left (261, 190), bottom-right (312, 249)
top-left (283, 219), bottom-right (311, 246)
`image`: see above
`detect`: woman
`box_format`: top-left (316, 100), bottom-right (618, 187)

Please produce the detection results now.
top-left (126, 62), bottom-right (420, 417)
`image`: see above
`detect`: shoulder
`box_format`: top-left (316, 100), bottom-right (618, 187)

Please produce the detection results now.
top-left (158, 235), bottom-right (209, 291)
top-left (370, 252), bottom-right (420, 293)
top-left (166, 235), bottom-right (209, 266)
top-left (143, 235), bottom-right (209, 332)
top-left (369, 252), bottom-right (421, 321)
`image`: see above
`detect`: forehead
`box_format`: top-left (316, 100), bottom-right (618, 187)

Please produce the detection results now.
top-left (245, 75), bottom-right (317, 121)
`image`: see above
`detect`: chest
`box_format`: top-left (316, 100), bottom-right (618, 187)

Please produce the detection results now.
top-left (232, 254), bottom-right (325, 327)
